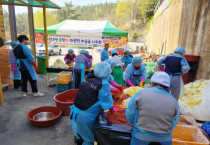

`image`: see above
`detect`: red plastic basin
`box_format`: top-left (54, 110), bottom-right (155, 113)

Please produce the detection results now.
top-left (183, 54), bottom-right (199, 61)
top-left (54, 89), bottom-right (78, 116)
top-left (27, 106), bottom-right (62, 128)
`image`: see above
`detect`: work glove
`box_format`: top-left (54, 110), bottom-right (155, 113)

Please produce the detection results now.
top-left (126, 79), bottom-right (135, 87)
top-left (31, 61), bottom-right (38, 73)
top-left (110, 81), bottom-right (123, 92)
top-left (11, 63), bottom-right (16, 72)
top-left (101, 59), bottom-right (103, 62)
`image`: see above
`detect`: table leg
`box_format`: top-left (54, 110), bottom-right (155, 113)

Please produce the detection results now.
top-left (0, 74), bottom-right (6, 105)
top-left (47, 73), bottom-right (50, 86)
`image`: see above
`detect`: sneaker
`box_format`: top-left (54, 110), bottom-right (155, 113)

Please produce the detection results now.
top-left (23, 92), bottom-right (31, 97)
top-left (33, 92), bottom-right (44, 97)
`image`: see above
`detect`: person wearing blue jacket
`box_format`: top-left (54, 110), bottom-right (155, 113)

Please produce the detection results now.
top-left (70, 62), bottom-right (113, 145)
top-left (157, 47), bottom-right (190, 100)
top-left (8, 41), bottom-right (21, 90)
top-left (100, 43), bottom-right (109, 61)
top-left (126, 71), bottom-right (180, 145)
top-left (121, 50), bottom-right (133, 68)
top-left (13, 35), bottom-right (44, 97)
top-left (123, 56), bottom-right (147, 86)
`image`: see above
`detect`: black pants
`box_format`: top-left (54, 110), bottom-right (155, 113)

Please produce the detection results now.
top-left (13, 80), bottom-right (21, 89)
top-left (74, 69), bottom-right (82, 89)
top-left (20, 71), bottom-right (38, 93)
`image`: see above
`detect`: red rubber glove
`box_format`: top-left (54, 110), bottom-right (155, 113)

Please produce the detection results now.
top-left (31, 61), bottom-right (38, 73)
top-left (101, 59), bottom-right (103, 62)
top-left (126, 79), bottom-right (135, 87)
top-left (11, 63), bottom-right (16, 72)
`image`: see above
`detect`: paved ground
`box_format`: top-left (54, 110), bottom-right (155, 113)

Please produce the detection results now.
top-left (0, 48), bottom-right (138, 145)
top-left (0, 74), bottom-right (75, 145)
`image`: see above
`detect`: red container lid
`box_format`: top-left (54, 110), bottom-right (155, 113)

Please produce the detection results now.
top-left (183, 54), bottom-right (199, 62)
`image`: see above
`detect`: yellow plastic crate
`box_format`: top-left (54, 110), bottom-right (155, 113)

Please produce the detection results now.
top-left (57, 71), bottom-right (72, 84)
top-left (172, 125), bottom-right (209, 145)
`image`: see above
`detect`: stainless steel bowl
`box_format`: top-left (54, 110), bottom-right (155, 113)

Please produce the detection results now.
top-left (33, 112), bottom-right (54, 121)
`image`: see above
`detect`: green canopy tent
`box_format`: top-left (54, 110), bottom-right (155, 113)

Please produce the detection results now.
top-left (35, 20), bottom-right (128, 36)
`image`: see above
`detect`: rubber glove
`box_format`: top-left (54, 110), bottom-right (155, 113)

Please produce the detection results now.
top-left (110, 81), bottom-right (123, 92)
top-left (11, 63), bottom-right (16, 72)
top-left (101, 59), bottom-right (103, 62)
top-left (126, 79), bottom-right (135, 87)
top-left (64, 59), bottom-right (69, 62)
top-left (31, 61), bottom-right (38, 73)
top-left (110, 87), bottom-right (121, 93)
top-left (109, 106), bottom-right (119, 113)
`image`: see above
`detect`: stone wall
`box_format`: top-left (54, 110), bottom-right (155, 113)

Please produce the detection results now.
top-left (146, 0), bottom-right (210, 80)
top-left (179, 0), bottom-right (210, 79)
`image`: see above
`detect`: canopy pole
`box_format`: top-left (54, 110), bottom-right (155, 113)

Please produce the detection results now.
top-left (43, 6), bottom-right (49, 67)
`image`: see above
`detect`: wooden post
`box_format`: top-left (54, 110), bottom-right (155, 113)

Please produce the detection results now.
top-left (0, 74), bottom-right (5, 105)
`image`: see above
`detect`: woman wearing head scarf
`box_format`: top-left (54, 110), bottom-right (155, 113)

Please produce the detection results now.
top-left (123, 56), bottom-right (147, 86)
top-left (73, 49), bottom-right (88, 89)
top-left (121, 49), bottom-right (133, 68)
top-left (64, 49), bottom-right (76, 67)
top-left (126, 71), bottom-right (180, 145)
top-left (8, 41), bottom-right (21, 90)
top-left (70, 62), bottom-right (114, 145)
top-left (156, 47), bottom-right (190, 100)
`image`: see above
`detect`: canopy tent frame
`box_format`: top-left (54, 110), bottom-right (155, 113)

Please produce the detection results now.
top-left (0, 0), bottom-right (61, 105)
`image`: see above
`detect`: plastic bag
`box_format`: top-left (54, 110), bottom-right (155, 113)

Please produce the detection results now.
top-left (51, 58), bottom-right (69, 69)
top-left (93, 112), bottom-right (132, 145)
top-left (202, 122), bottom-right (210, 137)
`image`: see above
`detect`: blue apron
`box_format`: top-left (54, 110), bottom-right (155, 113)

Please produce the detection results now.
top-left (73, 62), bottom-right (85, 89)
top-left (131, 87), bottom-right (180, 144)
top-left (19, 59), bottom-right (37, 80)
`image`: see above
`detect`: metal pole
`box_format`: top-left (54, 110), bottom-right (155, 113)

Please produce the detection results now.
top-left (8, 5), bottom-right (17, 41)
top-left (28, 6), bottom-right (36, 58)
top-left (43, 6), bottom-right (49, 67)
